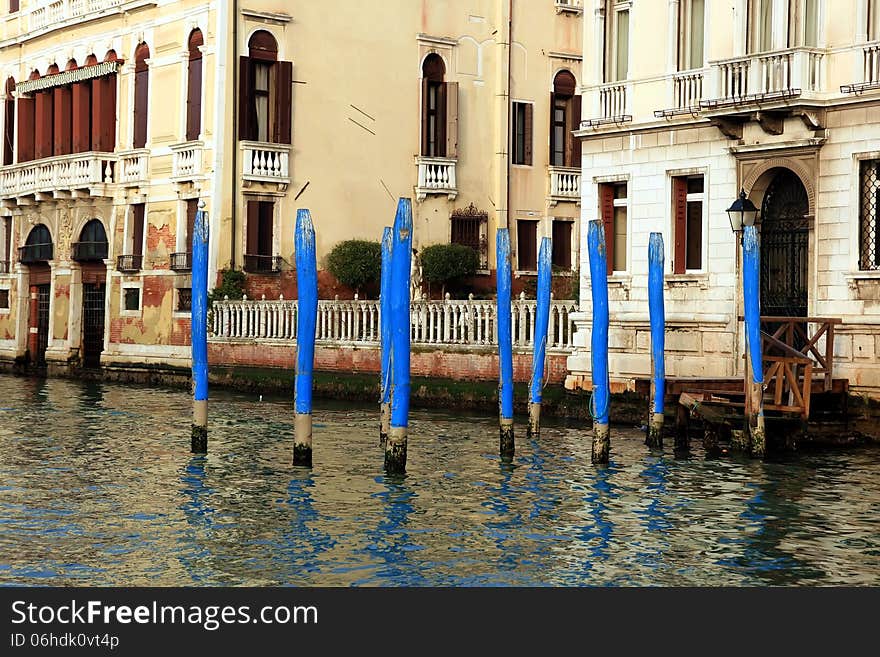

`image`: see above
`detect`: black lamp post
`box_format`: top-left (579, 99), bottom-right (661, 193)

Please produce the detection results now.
top-left (726, 187), bottom-right (759, 237)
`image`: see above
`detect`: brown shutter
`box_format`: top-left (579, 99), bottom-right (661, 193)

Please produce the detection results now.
top-left (258, 201), bottom-right (274, 256)
top-left (673, 177), bottom-right (687, 274)
top-left (71, 81), bottom-right (90, 153)
top-left (437, 81), bottom-right (447, 157)
top-left (549, 92), bottom-right (556, 163)
top-left (600, 183), bottom-right (615, 276)
top-left (3, 81), bottom-right (14, 166)
top-left (17, 96), bottom-right (33, 163)
top-left (10, 0), bottom-right (19, 13)
top-left (420, 77), bottom-right (429, 155)
top-left (445, 81), bottom-right (458, 158)
top-left (523, 102), bottom-right (533, 166)
top-left (186, 199), bottom-right (197, 252)
top-left (34, 92), bottom-right (52, 159)
top-left (53, 86), bottom-right (72, 156)
top-left (238, 56), bottom-right (253, 141)
top-left (567, 95), bottom-right (582, 167)
top-left (186, 56), bottom-right (202, 141)
top-left (91, 75), bottom-right (116, 152)
top-left (132, 205), bottom-right (145, 257)
top-left (274, 60), bottom-right (292, 144)
top-left (246, 200), bottom-right (259, 255)
top-left (133, 68), bottom-right (149, 149)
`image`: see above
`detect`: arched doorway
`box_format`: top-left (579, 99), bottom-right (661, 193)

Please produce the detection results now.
top-left (72, 219), bottom-right (108, 368)
top-left (20, 224), bottom-right (53, 365)
top-left (759, 168), bottom-right (809, 317)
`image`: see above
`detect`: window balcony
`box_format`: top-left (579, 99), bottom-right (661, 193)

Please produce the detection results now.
top-left (170, 252), bottom-right (192, 272)
top-left (555, 0), bottom-right (582, 14)
top-left (841, 43), bottom-right (880, 95)
top-left (581, 82), bottom-right (632, 128)
top-left (116, 254), bottom-right (143, 273)
top-left (71, 241), bottom-right (108, 262)
top-left (25, 1), bottom-right (157, 38)
top-left (655, 70), bottom-right (706, 118)
top-left (243, 254), bottom-right (283, 274)
top-left (0, 152), bottom-right (116, 202)
top-left (19, 243), bottom-right (53, 264)
top-left (170, 141), bottom-right (205, 182)
top-left (241, 141), bottom-right (290, 190)
top-left (116, 149), bottom-right (149, 187)
top-left (548, 167), bottom-right (581, 205)
top-left (415, 156), bottom-right (458, 201)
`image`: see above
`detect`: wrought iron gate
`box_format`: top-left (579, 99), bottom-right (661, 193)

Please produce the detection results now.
top-left (760, 169), bottom-right (809, 317)
top-left (36, 284), bottom-right (50, 365)
top-left (82, 283), bottom-right (105, 368)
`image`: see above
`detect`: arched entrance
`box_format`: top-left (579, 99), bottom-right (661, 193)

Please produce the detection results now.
top-left (72, 219), bottom-right (108, 368)
top-left (20, 224), bottom-right (53, 365)
top-left (759, 168), bottom-right (809, 317)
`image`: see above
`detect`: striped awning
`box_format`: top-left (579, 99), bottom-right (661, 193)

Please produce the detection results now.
top-left (15, 61), bottom-right (121, 95)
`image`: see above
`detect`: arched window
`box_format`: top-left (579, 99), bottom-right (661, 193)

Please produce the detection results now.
top-left (21, 224), bottom-right (53, 263)
top-left (186, 29), bottom-right (204, 141)
top-left (73, 219), bottom-right (108, 261)
top-left (549, 70), bottom-right (580, 168)
top-left (421, 54), bottom-right (446, 157)
top-left (239, 30), bottom-right (291, 144)
top-left (133, 43), bottom-right (150, 149)
top-left (4, 77), bottom-right (15, 165)
top-left (17, 74), bottom-right (35, 162)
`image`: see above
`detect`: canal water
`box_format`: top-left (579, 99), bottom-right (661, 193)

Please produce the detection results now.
top-left (1, 374), bottom-right (878, 586)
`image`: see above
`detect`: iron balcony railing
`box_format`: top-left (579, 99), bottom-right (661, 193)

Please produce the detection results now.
top-left (71, 241), bottom-right (108, 261)
top-left (18, 243), bottom-right (53, 263)
top-left (116, 254), bottom-right (143, 273)
top-left (243, 254), bottom-right (283, 274)
top-left (170, 252), bottom-right (192, 271)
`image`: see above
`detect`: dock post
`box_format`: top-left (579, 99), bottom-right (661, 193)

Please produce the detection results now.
top-left (528, 237), bottom-right (552, 439)
top-left (293, 209), bottom-right (318, 467)
top-left (379, 226), bottom-right (393, 445)
top-left (647, 232), bottom-right (665, 449)
top-left (587, 219), bottom-right (611, 464)
top-left (191, 201), bottom-right (209, 453)
top-left (496, 228), bottom-right (515, 457)
top-left (742, 225), bottom-right (765, 458)
top-left (385, 198), bottom-right (413, 474)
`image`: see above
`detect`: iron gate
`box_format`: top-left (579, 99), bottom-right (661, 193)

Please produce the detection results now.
top-left (82, 283), bottom-right (105, 368)
top-left (760, 169), bottom-right (809, 317)
top-left (36, 284), bottom-right (50, 365)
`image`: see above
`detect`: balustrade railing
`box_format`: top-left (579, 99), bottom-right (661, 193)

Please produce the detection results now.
top-left (210, 294), bottom-right (579, 352)
top-left (28, 0), bottom-right (123, 31)
top-left (416, 157), bottom-right (458, 200)
top-left (865, 43), bottom-right (880, 85)
top-left (0, 152), bottom-right (115, 199)
top-left (598, 82), bottom-right (627, 119)
top-left (673, 71), bottom-right (704, 109)
top-left (548, 167), bottom-right (580, 200)
top-left (709, 48), bottom-right (824, 102)
top-left (117, 149), bottom-right (149, 186)
top-left (171, 141), bottom-right (204, 180)
top-left (241, 141), bottom-right (290, 183)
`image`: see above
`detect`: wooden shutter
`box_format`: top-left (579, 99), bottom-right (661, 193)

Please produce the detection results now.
top-left (10, 0), bottom-right (19, 13)
top-left (238, 57), bottom-right (254, 140)
top-left (548, 92), bottom-right (556, 163)
top-left (523, 102), bottom-right (533, 166)
top-left (34, 92), bottom-right (52, 159)
top-left (567, 95), bottom-right (582, 167)
top-left (600, 183), bottom-right (615, 275)
top-left (517, 220), bottom-right (537, 270)
top-left (246, 201), bottom-right (259, 255)
top-left (420, 77), bottom-right (429, 155)
top-left (186, 199), bottom-right (197, 252)
top-left (672, 177), bottom-right (687, 274)
top-left (132, 204), bottom-right (145, 257)
top-left (3, 81), bottom-right (14, 166)
top-left (437, 81), bottom-right (447, 157)
top-left (133, 67), bottom-right (149, 149)
top-left (71, 81), bottom-right (91, 153)
top-left (258, 201), bottom-right (274, 256)
top-left (445, 81), bottom-right (458, 158)
top-left (274, 60), bottom-right (292, 145)
top-left (16, 95), bottom-right (33, 162)
top-left (53, 86), bottom-right (72, 156)
top-left (186, 56), bottom-right (202, 141)
top-left (552, 221), bottom-right (572, 269)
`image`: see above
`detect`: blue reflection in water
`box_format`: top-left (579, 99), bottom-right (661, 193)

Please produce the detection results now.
top-left (178, 455), bottom-right (217, 583)
top-left (280, 472), bottom-right (336, 578)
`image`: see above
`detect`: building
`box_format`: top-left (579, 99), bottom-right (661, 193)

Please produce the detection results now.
top-left (566, 0), bottom-right (880, 398)
top-left (0, 0), bottom-right (584, 374)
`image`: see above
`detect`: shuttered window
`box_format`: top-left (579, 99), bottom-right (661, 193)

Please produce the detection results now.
top-left (3, 77), bottom-right (14, 165)
top-left (549, 71), bottom-right (581, 168)
top-left (238, 31), bottom-right (292, 145)
top-left (672, 175), bottom-right (704, 273)
top-left (517, 220), bottom-right (538, 271)
top-left (17, 87), bottom-right (34, 162)
top-left (511, 102), bottom-right (533, 166)
top-left (34, 90), bottom-right (53, 159)
top-left (185, 199), bottom-right (198, 253)
top-left (599, 182), bottom-right (627, 274)
top-left (130, 204), bottom-right (145, 257)
top-left (133, 43), bottom-right (150, 149)
top-left (419, 55), bottom-right (458, 159)
top-left (1, 217), bottom-right (11, 267)
top-left (552, 220), bottom-right (573, 270)
top-left (186, 29), bottom-right (203, 141)
top-left (246, 200), bottom-right (274, 257)
top-left (10, 1), bottom-right (19, 13)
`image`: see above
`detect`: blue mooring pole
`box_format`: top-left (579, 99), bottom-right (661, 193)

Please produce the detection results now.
top-left (587, 219), bottom-right (610, 464)
top-left (293, 209), bottom-right (318, 467)
top-left (379, 226), bottom-right (393, 445)
top-left (742, 225), bottom-right (765, 458)
top-left (496, 228), bottom-right (515, 457)
top-left (386, 198), bottom-right (413, 474)
top-left (528, 236), bottom-right (552, 439)
top-left (646, 232), bottom-right (666, 449)
top-left (191, 201), bottom-right (209, 453)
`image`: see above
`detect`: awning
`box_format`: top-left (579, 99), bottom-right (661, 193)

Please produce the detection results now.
top-left (15, 60), bottom-right (122, 95)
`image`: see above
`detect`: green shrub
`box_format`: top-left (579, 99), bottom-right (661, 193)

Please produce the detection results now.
top-left (326, 239), bottom-right (381, 295)
top-left (421, 243), bottom-right (478, 296)
top-left (208, 268), bottom-right (246, 307)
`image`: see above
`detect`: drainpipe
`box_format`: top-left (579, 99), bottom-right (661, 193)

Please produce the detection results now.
top-left (506, 0), bottom-right (512, 231)
top-left (230, 0), bottom-right (239, 270)
top-left (209, 0), bottom-right (230, 284)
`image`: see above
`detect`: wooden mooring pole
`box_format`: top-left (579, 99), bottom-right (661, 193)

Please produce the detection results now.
top-left (293, 209), bottom-right (318, 467)
top-left (587, 219), bottom-right (610, 464)
top-left (497, 228), bottom-right (515, 457)
top-left (528, 237), bottom-right (552, 439)
top-left (646, 232), bottom-right (665, 449)
top-left (379, 226), bottom-right (393, 445)
top-left (742, 225), bottom-right (766, 458)
top-left (190, 201), bottom-right (209, 453)
top-left (385, 198), bottom-right (413, 474)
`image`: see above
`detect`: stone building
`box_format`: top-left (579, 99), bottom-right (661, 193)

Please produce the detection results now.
top-left (565, 0), bottom-right (880, 398)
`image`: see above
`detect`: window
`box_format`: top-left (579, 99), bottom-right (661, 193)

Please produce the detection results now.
top-left (35, 77), bottom-right (54, 160)
top-left (788, 0), bottom-right (819, 47)
top-left (129, 204), bottom-right (145, 257)
top-left (599, 182), bottom-right (627, 273)
top-left (133, 43), bottom-right (150, 149)
top-left (549, 71), bottom-right (581, 168)
top-left (451, 204), bottom-right (488, 269)
top-left (0, 289), bottom-right (8, 309)
top-left (672, 175), bottom-right (704, 273)
top-left (184, 198), bottom-right (198, 253)
top-left (511, 101), bottom-right (532, 166)
top-left (123, 287), bottom-right (141, 312)
top-left (3, 77), bottom-right (14, 165)
top-left (552, 220), bottom-right (573, 270)
top-left (604, 1), bottom-right (630, 82)
top-left (859, 159), bottom-right (880, 271)
top-left (747, 0), bottom-right (775, 53)
top-left (239, 31), bottom-right (292, 145)
top-left (420, 54), bottom-right (458, 158)
top-left (517, 220), bottom-right (538, 271)
top-left (678, 0), bottom-right (705, 71)
top-left (177, 288), bottom-right (192, 312)
top-left (9, 1), bottom-right (19, 13)
top-left (246, 200), bottom-right (274, 257)
top-left (186, 29), bottom-right (203, 141)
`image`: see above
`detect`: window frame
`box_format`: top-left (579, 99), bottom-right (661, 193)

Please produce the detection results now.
top-left (120, 282), bottom-right (143, 317)
top-left (515, 219), bottom-right (539, 274)
top-left (857, 157), bottom-right (880, 272)
top-left (604, 1), bottom-right (632, 82)
top-left (551, 218), bottom-right (574, 271)
top-left (511, 100), bottom-right (533, 167)
top-left (0, 285), bottom-right (10, 314)
top-left (678, 0), bottom-right (706, 72)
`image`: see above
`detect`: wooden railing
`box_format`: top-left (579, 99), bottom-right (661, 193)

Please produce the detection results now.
top-left (758, 331), bottom-right (814, 420)
top-left (760, 316), bottom-right (840, 391)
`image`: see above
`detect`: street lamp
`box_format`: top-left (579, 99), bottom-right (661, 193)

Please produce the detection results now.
top-left (726, 188), bottom-right (759, 236)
